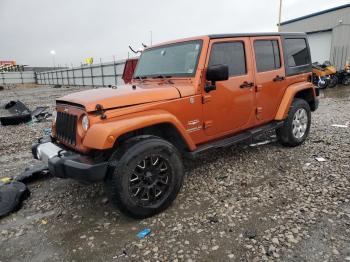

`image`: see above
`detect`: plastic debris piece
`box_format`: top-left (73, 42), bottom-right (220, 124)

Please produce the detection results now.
top-left (0, 177), bottom-right (12, 184)
top-left (249, 140), bottom-right (272, 147)
top-left (315, 157), bottom-right (326, 162)
top-left (0, 181), bottom-right (30, 218)
top-left (1, 100), bottom-right (32, 126)
top-left (41, 219), bottom-right (48, 225)
top-left (31, 107), bottom-right (49, 118)
top-left (0, 114), bottom-right (32, 126)
top-left (331, 124), bottom-right (348, 128)
top-left (44, 127), bottom-right (52, 135)
top-left (137, 228), bottom-right (151, 239)
top-left (15, 164), bottom-right (49, 184)
top-left (4, 100), bottom-right (30, 115)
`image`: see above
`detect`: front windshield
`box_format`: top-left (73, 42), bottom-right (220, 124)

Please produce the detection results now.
top-left (133, 40), bottom-right (202, 78)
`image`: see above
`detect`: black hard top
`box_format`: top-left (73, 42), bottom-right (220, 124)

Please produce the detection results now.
top-left (208, 32), bottom-right (307, 39)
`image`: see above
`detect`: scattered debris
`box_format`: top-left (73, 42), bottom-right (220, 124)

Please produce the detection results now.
top-left (0, 181), bottom-right (30, 218)
top-left (304, 163), bottom-right (311, 167)
top-left (331, 124), bottom-right (348, 128)
top-left (41, 219), bottom-right (48, 225)
top-left (137, 228), bottom-right (151, 239)
top-left (0, 177), bottom-right (12, 183)
top-left (0, 100), bottom-right (51, 126)
top-left (15, 164), bottom-right (49, 184)
top-left (244, 228), bottom-right (257, 239)
top-left (101, 197), bottom-right (109, 205)
top-left (0, 114), bottom-right (32, 126)
top-left (249, 140), bottom-right (273, 147)
top-left (112, 250), bottom-right (127, 259)
top-left (315, 157), bottom-right (327, 162)
top-left (207, 215), bottom-right (219, 224)
top-left (43, 127), bottom-right (52, 136)
top-left (4, 100), bottom-right (30, 114)
top-left (0, 85), bottom-right (4, 91)
top-left (0, 100), bottom-right (32, 125)
top-left (52, 84), bottom-right (62, 88)
top-left (31, 106), bottom-right (49, 118)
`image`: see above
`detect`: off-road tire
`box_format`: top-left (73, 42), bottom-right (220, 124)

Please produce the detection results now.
top-left (329, 75), bottom-right (338, 88)
top-left (105, 136), bottom-right (184, 219)
top-left (342, 76), bottom-right (350, 85)
top-left (276, 98), bottom-right (311, 147)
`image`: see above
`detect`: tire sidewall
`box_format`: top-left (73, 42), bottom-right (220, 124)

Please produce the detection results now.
top-left (287, 99), bottom-right (311, 144)
top-left (108, 138), bottom-right (184, 218)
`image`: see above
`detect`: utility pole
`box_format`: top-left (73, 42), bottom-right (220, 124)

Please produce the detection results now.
top-left (278, 0), bottom-right (283, 32)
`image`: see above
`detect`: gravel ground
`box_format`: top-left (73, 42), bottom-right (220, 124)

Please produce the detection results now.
top-left (0, 85), bottom-right (349, 262)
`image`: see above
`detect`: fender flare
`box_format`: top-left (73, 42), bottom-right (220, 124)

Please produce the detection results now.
top-left (275, 82), bottom-right (315, 120)
top-left (82, 109), bottom-right (196, 151)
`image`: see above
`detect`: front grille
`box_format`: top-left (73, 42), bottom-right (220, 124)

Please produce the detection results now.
top-left (56, 112), bottom-right (77, 145)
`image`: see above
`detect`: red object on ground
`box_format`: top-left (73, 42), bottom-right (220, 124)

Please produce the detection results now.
top-left (122, 58), bottom-right (138, 84)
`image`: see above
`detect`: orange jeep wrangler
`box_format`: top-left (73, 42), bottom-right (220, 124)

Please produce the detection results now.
top-left (33, 33), bottom-right (318, 218)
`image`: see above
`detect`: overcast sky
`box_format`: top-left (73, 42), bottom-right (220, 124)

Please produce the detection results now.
top-left (0, 0), bottom-right (349, 66)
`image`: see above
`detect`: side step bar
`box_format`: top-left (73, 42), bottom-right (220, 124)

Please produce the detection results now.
top-left (188, 121), bottom-right (284, 158)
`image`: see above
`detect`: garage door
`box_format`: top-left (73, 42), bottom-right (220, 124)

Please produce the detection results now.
top-left (307, 31), bottom-right (332, 63)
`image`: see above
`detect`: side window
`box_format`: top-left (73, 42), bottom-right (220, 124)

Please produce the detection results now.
top-left (208, 42), bottom-right (246, 77)
top-left (285, 38), bottom-right (310, 67)
top-left (254, 40), bottom-right (281, 72)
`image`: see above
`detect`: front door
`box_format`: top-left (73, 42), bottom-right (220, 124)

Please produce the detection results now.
top-left (250, 36), bottom-right (286, 123)
top-left (203, 38), bottom-right (256, 137)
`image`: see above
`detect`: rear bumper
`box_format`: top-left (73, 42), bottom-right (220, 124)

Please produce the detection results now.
top-left (32, 139), bottom-right (108, 182)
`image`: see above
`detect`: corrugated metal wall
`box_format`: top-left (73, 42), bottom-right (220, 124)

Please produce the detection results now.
top-left (331, 24), bottom-right (350, 69)
top-left (0, 71), bottom-right (36, 84)
top-left (280, 6), bottom-right (350, 69)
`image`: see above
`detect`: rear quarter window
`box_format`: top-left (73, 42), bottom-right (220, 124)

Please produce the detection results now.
top-left (285, 38), bottom-right (310, 67)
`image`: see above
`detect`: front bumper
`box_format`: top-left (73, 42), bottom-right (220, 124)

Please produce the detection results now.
top-left (32, 140), bottom-right (108, 182)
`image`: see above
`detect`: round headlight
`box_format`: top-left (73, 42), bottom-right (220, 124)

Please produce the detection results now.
top-left (52, 110), bottom-right (57, 123)
top-left (82, 115), bottom-right (89, 131)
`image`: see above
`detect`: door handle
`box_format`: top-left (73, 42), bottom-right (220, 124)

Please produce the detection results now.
top-left (240, 81), bottom-right (254, 88)
top-left (273, 75), bottom-right (285, 82)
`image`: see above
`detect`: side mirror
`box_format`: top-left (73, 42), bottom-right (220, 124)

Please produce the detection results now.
top-left (205, 64), bottom-right (229, 92)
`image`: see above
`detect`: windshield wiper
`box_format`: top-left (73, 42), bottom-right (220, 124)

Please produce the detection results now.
top-left (133, 76), bottom-right (148, 82)
top-left (134, 76), bottom-right (148, 80)
top-left (152, 75), bottom-right (172, 79)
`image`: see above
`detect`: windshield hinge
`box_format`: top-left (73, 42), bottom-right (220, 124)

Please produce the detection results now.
top-left (202, 94), bottom-right (211, 104)
top-left (95, 104), bottom-right (107, 120)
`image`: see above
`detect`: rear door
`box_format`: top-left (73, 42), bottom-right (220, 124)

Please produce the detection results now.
top-left (250, 36), bottom-right (287, 123)
top-left (203, 37), bottom-right (256, 136)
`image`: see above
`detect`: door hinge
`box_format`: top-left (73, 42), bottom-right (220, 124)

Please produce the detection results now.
top-left (202, 94), bottom-right (211, 104)
top-left (255, 84), bottom-right (263, 92)
top-left (203, 120), bottom-right (213, 129)
top-left (256, 107), bottom-right (263, 119)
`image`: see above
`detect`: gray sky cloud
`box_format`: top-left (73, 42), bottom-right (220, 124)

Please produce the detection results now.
top-left (0, 0), bottom-right (349, 66)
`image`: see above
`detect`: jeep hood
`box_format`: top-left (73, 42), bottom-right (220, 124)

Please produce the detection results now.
top-left (57, 84), bottom-right (182, 112)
